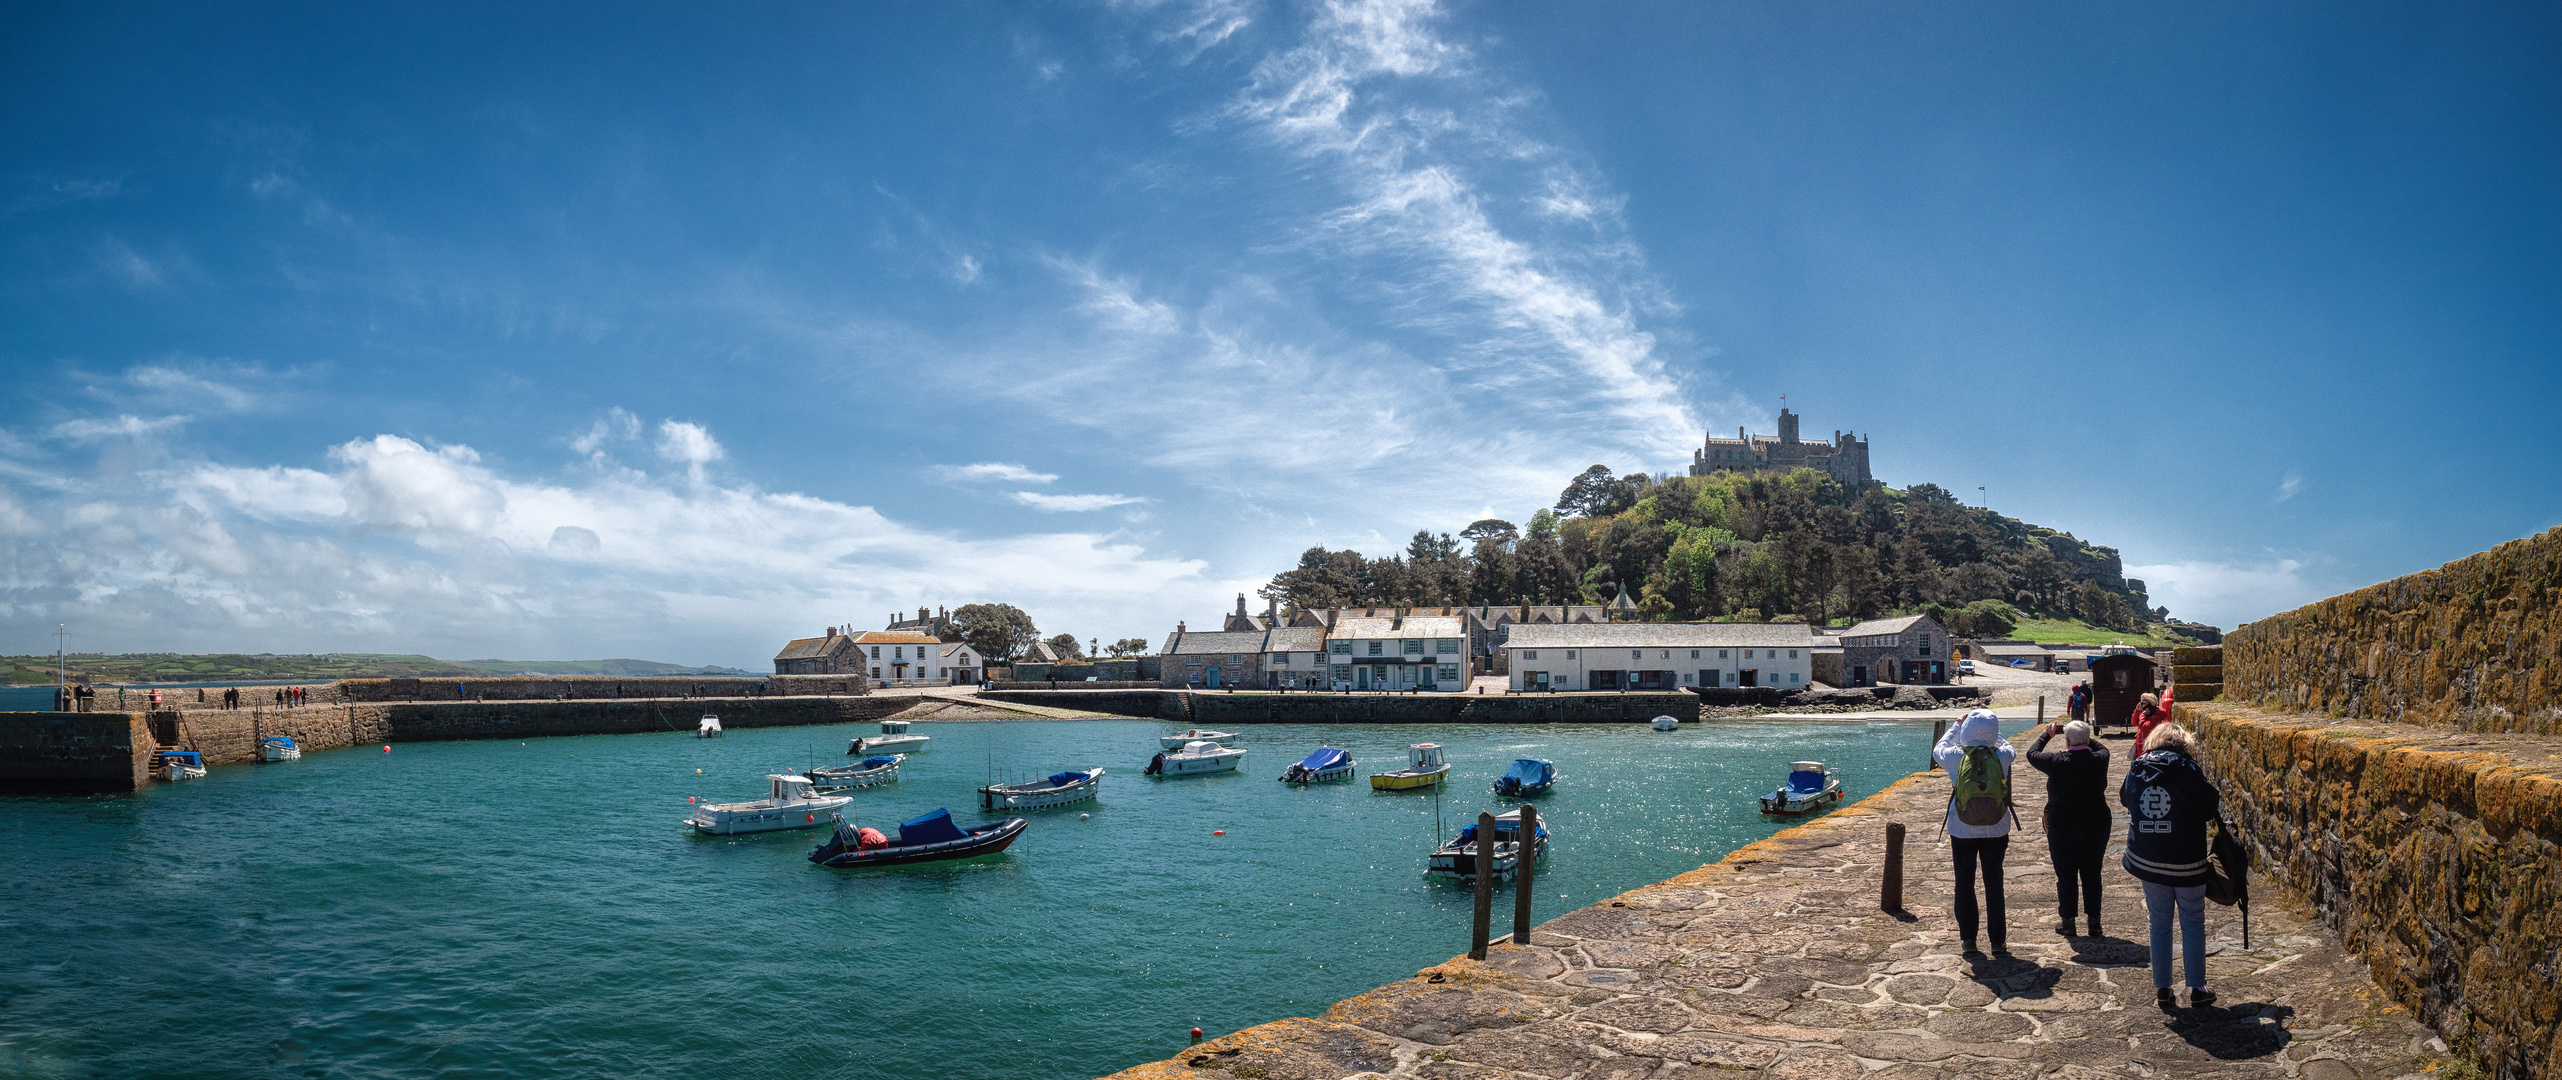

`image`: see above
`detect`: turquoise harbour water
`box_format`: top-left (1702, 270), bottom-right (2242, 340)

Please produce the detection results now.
top-left (2, 716), bottom-right (1931, 1080)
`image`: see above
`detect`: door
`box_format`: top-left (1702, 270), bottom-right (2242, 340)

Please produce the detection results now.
top-left (1739, 669), bottom-right (1758, 687)
top-left (1204, 667), bottom-right (1221, 688)
top-left (1356, 666), bottom-right (1371, 690)
top-left (1851, 665), bottom-right (1866, 686)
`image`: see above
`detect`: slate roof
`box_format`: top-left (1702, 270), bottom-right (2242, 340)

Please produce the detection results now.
top-left (773, 635), bottom-right (856, 661)
top-left (1500, 622), bottom-right (1823, 650)
top-left (1162, 630), bottom-right (1271, 656)
top-left (1835, 615), bottom-right (1937, 641)
top-left (1264, 627), bottom-right (1328, 653)
top-left (1329, 615), bottom-right (1464, 640)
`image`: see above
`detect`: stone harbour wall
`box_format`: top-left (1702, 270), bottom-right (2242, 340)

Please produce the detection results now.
top-left (0, 712), bottom-right (155, 793)
top-left (976, 690), bottom-right (1702, 725)
top-left (146, 695), bottom-right (911, 767)
top-left (2222, 525), bottom-right (2561, 734)
top-left (2179, 700), bottom-right (2562, 1080)
top-left (327, 673), bottom-right (868, 704)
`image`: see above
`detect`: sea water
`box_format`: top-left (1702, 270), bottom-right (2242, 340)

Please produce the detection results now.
top-left (0, 716), bottom-right (1934, 1079)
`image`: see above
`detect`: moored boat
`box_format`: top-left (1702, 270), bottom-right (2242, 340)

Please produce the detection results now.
top-left (1159, 728), bottom-right (1240, 749)
top-left (1758, 761), bottom-right (1845, 816)
top-left (850, 718), bottom-right (930, 756)
top-left (685, 773), bottom-right (854, 835)
top-left (1427, 807), bottom-right (1551, 880)
top-left (808, 754), bottom-right (904, 791)
top-left (1492, 757), bottom-right (1555, 797)
top-left (1369, 743), bottom-right (1450, 791)
top-left (1144, 741), bottom-right (1245, 777)
top-left (1280, 747), bottom-right (1355, 784)
top-left (980, 768), bottom-right (1104, 810)
top-left (698, 715), bottom-right (723, 738)
top-left (258, 736), bottom-right (301, 762)
top-left (809, 808), bottom-right (1028, 868)
top-left (1651, 715), bottom-right (1680, 731)
top-left (157, 749), bottom-right (206, 781)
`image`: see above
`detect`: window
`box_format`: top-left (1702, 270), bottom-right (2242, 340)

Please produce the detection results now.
top-left (1521, 649), bottom-right (1537, 660)
top-left (870, 646), bottom-right (881, 659)
top-left (1331, 664), bottom-right (1352, 680)
top-left (894, 647), bottom-right (904, 659)
top-left (1186, 657), bottom-right (1202, 667)
top-left (1566, 650), bottom-right (1577, 659)
top-left (1368, 641), bottom-right (1383, 656)
top-left (1788, 650), bottom-right (1798, 660)
top-left (870, 667), bottom-right (880, 679)
top-left (1789, 673), bottom-right (1802, 684)
top-left (1660, 650), bottom-right (1671, 659)
top-left (1689, 650), bottom-right (1700, 659)
top-left (1682, 672), bottom-right (1694, 684)
top-left (1404, 639), bottom-right (1424, 655)
top-left (1436, 638), bottom-right (1459, 654)
top-left (1437, 665), bottom-right (1459, 682)
top-left (1719, 649), bottom-right (1730, 659)
top-left (1918, 635), bottom-right (1932, 655)
top-left (1332, 641), bottom-right (1351, 655)
top-left (1631, 650), bottom-right (1642, 660)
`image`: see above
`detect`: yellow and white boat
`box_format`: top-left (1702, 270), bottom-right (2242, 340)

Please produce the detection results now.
top-left (1369, 743), bottom-right (1450, 792)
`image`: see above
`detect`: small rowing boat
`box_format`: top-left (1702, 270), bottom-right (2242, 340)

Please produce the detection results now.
top-left (809, 808), bottom-right (1028, 868)
top-left (1369, 743), bottom-right (1449, 792)
top-left (808, 754), bottom-right (904, 791)
top-left (979, 768), bottom-right (1104, 810)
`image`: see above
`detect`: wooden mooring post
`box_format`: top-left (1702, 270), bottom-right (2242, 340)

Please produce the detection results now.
top-left (1881, 821), bottom-right (1906, 912)
top-left (1468, 811), bottom-right (1495, 960)
top-left (1513, 804), bottom-right (1538, 945)
top-left (1929, 719), bottom-right (1946, 769)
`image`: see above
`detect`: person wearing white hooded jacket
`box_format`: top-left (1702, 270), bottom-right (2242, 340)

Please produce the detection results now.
top-left (1933, 709), bottom-right (2016, 955)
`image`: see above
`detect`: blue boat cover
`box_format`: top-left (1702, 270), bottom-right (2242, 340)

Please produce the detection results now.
top-left (1294, 748), bottom-right (1351, 771)
top-left (860, 755), bottom-right (903, 768)
top-left (1045, 770), bottom-right (1090, 787)
top-left (1455, 820), bottom-right (1548, 845)
top-left (1787, 769), bottom-right (1827, 793)
top-left (898, 807), bottom-right (969, 844)
top-left (261, 736), bottom-right (295, 746)
top-left (1500, 758), bottom-right (1555, 787)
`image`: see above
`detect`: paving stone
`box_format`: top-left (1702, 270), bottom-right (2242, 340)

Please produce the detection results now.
top-left (1773, 999), bottom-right (1930, 1030)
top-left (1580, 940), bottom-right (1680, 969)
top-left (1880, 973), bottom-right (1957, 1005)
top-left (1836, 1031), bottom-right (2034, 1062)
top-left (1760, 1048), bottom-right (1867, 1080)
top-left (1578, 997), bottom-right (1693, 1033)
top-left (1595, 1030), bottom-right (1783, 1069)
top-left (1923, 1008), bottom-right (2038, 1041)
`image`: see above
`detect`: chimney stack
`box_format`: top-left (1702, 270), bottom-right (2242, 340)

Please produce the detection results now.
top-left (826, 626), bottom-right (837, 638)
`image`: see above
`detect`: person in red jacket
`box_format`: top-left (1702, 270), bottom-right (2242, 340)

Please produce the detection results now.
top-left (2130, 685), bottom-right (2177, 750)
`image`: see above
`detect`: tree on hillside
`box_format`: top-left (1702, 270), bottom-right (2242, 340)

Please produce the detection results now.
top-left (1044, 633), bottom-right (1084, 660)
top-left (1460, 519), bottom-right (1518, 544)
top-left (949, 603), bottom-right (1041, 663)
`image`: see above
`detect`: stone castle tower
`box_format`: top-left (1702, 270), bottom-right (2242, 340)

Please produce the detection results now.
top-left (1689, 408), bottom-right (1873, 488)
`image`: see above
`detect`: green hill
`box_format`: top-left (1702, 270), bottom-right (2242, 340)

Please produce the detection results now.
top-left (3, 653), bottom-right (750, 684)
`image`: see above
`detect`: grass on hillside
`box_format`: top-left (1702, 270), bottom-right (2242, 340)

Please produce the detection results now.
top-left (1996, 617), bottom-right (2198, 648)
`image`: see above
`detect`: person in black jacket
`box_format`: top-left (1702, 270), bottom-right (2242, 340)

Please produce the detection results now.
top-left (2027, 719), bottom-right (2110, 939)
top-left (2120, 722), bottom-right (2221, 1010)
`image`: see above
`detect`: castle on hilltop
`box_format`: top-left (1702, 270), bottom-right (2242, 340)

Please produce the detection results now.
top-left (1689, 408), bottom-right (1872, 489)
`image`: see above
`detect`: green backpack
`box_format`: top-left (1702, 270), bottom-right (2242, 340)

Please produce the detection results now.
top-left (1950, 745), bottom-right (2015, 828)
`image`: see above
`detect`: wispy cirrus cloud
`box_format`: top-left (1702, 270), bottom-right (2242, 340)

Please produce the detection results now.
top-left (1013, 491), bottom-right (1149, 512)
top-left (2275, 470), bottom-right (2303, 503)
top-left (52, 414), bottom-right (188, 442)
top-left (938, 462), bottom-right (1060, 484)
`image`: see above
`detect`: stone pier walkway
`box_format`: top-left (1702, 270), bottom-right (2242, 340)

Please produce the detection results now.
top-left (1106, 728), bottom-right (2446, 1080)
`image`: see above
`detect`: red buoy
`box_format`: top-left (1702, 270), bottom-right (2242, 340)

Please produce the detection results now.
top-left (382, 745), bottom-right (391, 752)
top-left (1190, 1027), bottom-right (1203, 1041)
top-left (1213, 830), bottom-right (1224, 836)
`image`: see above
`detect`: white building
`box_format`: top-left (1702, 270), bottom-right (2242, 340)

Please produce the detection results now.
top-left (1324, 613), bottom-right (1467, 691)
top-left (1502, 623), bottom-right (1822, 692)
top-left (849, 630), bottom-right (973, 687)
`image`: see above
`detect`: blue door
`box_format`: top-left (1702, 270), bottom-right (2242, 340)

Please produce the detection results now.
top-left (1204, 667), bottom-right (1221, 688)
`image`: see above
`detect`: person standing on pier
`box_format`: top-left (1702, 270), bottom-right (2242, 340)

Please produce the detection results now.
top-left (1933, 709), bottom-right (2017, 956)
top-left (2027, 719), bottom-right (2111, 939)
top-left (2130, 686), bottom-right (2175, 748)
top-left (2121, 721), bottom-right (2220, 1010)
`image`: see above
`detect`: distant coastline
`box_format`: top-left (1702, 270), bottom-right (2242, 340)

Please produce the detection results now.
top-left (3, 653), bottom-right (751, 685)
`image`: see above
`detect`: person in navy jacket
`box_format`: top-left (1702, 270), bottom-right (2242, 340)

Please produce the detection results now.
top-left (2120, 721), bottom-right (2222, 1009)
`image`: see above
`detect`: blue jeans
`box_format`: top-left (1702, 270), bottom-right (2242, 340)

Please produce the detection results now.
top-left (2143, 881), bottom-right (2207, 989)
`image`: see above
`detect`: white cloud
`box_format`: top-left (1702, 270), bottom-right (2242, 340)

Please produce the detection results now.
top-left (2275, 470), bottom-right (2303, 503)
top-left (125, 365), bottom-right (257, 412)
top-left (2127, 558), bottom-right (2326, 633)
top-left (52, 414), bottom-right (187, 442)
top-left (0, 427), bottom-right (1211, 664)
top-left (654, 420), bottom-right (724, 466)
top-left (572, 408), bottom-right (642, 455)
top-left (939, 462), bottom-right (1060, 484)
top-left (93, 239), bottom-right (163, 287)
top-left (1014, 491), bottom-right (1150, 512)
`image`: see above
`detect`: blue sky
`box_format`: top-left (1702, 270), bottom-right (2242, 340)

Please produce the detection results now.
top-left (3, 0), bottom-right (2556, 667)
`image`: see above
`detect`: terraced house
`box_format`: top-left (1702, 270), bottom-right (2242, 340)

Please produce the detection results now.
top-left (1502, 622), bottom-right (1820, 691)
top-left (1322, 612), bottom-right (1467, 691)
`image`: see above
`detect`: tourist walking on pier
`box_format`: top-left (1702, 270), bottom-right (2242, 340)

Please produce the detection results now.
top-left (2130, 686), bottom-right (2175, 748)
top-left (2065, 683), bottom-right (2090, 726)
top-left (2027, 719), bottom-right (2111, 939)
top-left (1933, 709), bottom-right (2016, 956)
top-left (2122, 721), bottom-right (2220, 1010)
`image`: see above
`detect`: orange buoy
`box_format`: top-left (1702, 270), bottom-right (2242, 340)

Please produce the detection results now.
top-left (806, 814), bottom-right (815, 823)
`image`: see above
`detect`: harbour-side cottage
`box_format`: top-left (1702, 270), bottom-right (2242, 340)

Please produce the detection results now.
top-left (1322, 612), bottom-right (1467, 691)
top-left (848, 630), bottom-right (946, 687)
top-left (1502, 623), bottom-right (1821, 691)
top-left (1831, 614), bottom-right (1952, 685)
top-left (773, 627), bottom-right (864, 675)
top-left (936, 641), bottom-right (984, 685)
top-left (1158, 624), bottom-right (1270, 689)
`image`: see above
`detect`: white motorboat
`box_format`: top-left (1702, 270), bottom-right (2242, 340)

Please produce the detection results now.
top-left (258, 736), bottom-right (301, 762)
top-left (1159, 728), bottom-right (1241, 750)
top-left (1651, 715), bottom-right (1680, 731)
top-left (1758, 761), bottom-right (1846, 816)
top-left (1280, 747), bottom-right (1355, 784)
top-left (157, 750), bottom-right (206, 781)
top-left (1369, 743), bottom-right (1450, 791)
top-left (850, 718), bottom-right (930, 756)
top-left (685, 774), bottom-right (854, 836)
top-left (698, 715), bottom-right (723, 738)
top-left (1427, 807), bottom-right (1551, 881)
top-left (979, 768), bottom-right (1104, 810)
top-left (1144, 741), bottom-right (1245, 777)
